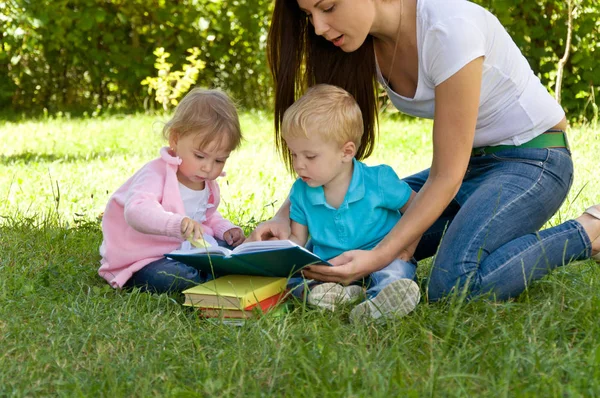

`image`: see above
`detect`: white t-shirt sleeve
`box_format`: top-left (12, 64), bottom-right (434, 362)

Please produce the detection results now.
top-left (422, 18), bottom-right (486, 86)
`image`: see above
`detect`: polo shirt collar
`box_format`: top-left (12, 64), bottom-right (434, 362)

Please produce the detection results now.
top-left (306, 158), bottom-right (365, 206)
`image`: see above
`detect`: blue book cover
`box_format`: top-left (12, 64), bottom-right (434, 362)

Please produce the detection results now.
top-left (166, 240), bottom-right (330, 277)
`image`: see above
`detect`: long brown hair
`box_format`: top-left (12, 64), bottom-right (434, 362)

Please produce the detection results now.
top-left (267, 0), bottom-right (379, 171)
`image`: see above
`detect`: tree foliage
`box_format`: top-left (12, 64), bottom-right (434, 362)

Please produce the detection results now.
top-left (141, 47), bottom-right (206, 111)
top-left (0, 0), bottom-right (272, 114)
top-left (0, 0), bottom-right (597, 121)
top-left (473, 0), bottom-right (599, 123)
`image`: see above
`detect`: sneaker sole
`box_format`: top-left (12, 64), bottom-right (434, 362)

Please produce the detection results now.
top-left (308, 283), bottom-right (364, 311)
top-left (350, 279), bottom-right (420, 322)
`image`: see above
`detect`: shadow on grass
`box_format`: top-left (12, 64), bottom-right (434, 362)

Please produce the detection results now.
top-left (0, 150), bottom-right (132, 165)
top-left (0, 108), bottom-right (142, 123)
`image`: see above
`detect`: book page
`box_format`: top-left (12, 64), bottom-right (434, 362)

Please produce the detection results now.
top-left (168, 245), bottom-right (231, 256)
top-left (231, 239), bottom-right (304, 255)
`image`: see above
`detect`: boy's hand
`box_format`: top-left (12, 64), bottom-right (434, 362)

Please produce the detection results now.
top-left (180, 217), bottom-right (204, 241)
top-left (224, 228), bottom-right (245, 247)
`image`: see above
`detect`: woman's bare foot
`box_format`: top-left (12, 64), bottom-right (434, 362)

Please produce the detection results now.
top-left (576, 205), bottom-right (600, 257)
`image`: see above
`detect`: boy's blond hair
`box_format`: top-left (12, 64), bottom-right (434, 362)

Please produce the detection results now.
top-left (282, 84), bottom-right (363, 148)
top-left (163, 88), bottom-right (242, 151)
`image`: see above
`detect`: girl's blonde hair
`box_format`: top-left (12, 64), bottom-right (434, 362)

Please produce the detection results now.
top-left (282, 84), bottom-right (364, 148)
top-left (162, 88), bottom-right (242, 150)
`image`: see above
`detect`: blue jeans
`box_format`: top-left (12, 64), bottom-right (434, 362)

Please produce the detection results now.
top-left (287, 258), bottom-right (417, 299)
top-left (405, 147), bottom-right (592, 301)
top-left (124, 239), bottom-right (230, 294)
top-left (364, 258), bottom-right (417, 298)
top-left (123, 257), bottom-right (211, 294)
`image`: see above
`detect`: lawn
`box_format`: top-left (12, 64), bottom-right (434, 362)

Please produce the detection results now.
top-left (1, 113), bottom-right (599, 396)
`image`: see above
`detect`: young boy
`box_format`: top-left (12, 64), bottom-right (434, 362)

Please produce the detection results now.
top-left (282, 84), bottom-right (420, 322)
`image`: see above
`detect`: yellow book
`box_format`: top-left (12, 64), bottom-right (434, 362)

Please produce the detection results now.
top-left (182, 275), bottom-right (287, 310)
top-left (197, 293), bottom-right (287, 319)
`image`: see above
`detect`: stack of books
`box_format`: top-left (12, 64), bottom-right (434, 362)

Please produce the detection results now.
top-left (182, 275), bottom-right (289, 319)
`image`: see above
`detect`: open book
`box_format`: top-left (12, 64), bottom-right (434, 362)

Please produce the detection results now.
top-left (166, 240), bottom-right (331, 277)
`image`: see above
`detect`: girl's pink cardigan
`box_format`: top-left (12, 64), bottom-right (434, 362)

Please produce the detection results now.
top-left (99, 147), bottom-right (239, 288)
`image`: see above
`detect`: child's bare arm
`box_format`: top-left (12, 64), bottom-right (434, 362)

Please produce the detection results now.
top-left (399, 190), bottom-right (417, 214)
top-left (289, 220), bottom-right (309, 247)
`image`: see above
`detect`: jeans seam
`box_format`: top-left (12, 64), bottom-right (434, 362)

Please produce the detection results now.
top-left (476, 224), bottom-right (581, 286)
top-left (549, 147), bottom-right (572, 160)
top-left (458, 153), bottom-right (548, 288)
top-left (572, 219), bottom-right (593, 258)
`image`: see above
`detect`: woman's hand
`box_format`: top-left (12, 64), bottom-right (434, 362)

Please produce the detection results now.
top-left (302, 250), bottom-right (383, 285)
top-left (247, 216), bottom-right (292, 242)
top-left (399, 238), bottom-right (420, 262)
top-left (223, 228), bottom-right (246, 247)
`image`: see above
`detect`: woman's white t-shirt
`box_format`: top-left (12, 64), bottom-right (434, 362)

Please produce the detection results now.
top-left (178, 182), bottom-right (219, 250)
top-left (378, 0), bottom-right (565, 147)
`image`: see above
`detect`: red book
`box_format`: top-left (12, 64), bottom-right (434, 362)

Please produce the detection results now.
top-left (198, 292), bottom-right (287, 319)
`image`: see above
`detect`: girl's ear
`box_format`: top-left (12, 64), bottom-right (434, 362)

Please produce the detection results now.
top-left (168, 129), bottom-right (179, 150)
top-left (341, 141), bottom-right (357, 162)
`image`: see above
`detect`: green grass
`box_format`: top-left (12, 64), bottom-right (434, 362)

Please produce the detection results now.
top-left (1, 113), bottom-right (600, 396)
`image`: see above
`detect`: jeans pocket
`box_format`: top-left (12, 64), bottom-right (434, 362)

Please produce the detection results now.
top-left (543, 148), bottom-right (574, 193)
top-left (489, 148), bottom-right (550, 167)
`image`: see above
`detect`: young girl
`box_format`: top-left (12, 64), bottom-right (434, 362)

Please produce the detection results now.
top-left (99, 88), bottom-right (245, 294)
top-left (283, 84), bottom-right (421, 322)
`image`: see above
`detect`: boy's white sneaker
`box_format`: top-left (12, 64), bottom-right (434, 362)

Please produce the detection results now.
top-left (308, 283), bottom-right (364, 311)
top-left (349, 279), bottom-right (420, 322)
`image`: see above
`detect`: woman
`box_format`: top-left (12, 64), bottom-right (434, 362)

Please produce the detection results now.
top-left (251, 0), bottom-right (600, 301)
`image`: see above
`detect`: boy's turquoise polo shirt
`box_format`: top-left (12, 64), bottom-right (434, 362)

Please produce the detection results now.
top-left (289, 159), bottom-right (412, 261)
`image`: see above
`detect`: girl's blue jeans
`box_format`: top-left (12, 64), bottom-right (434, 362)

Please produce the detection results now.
top-left (123, 240), bottom-right (230, 294)
top-left (405, 147), bottom-right (592, 301)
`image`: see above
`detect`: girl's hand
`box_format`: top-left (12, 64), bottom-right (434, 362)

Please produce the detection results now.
top-left (302, 250), bottom-right (380, 285)
top-left (180, 217), bottom-right (203, 241)
top-left (247, 216), bottom-right (291, 242)
top-left (224, 228), bottom-right (246, 247)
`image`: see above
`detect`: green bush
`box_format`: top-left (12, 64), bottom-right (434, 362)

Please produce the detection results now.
top-left (0, 0), bottom-right (597, 120)
top-left (141, 47), bottom-right (206, 111)
top-left (474, 0), bottom-right (599, 123)
top-left (0, 0), bottom-right (271, 113)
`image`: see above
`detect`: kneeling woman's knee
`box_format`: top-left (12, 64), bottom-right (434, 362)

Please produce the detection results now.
top-left (426, 266), bottom-right (476, 301)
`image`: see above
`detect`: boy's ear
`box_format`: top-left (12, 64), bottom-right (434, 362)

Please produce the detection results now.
top-left (341, 141), bottom-right (357, 161)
